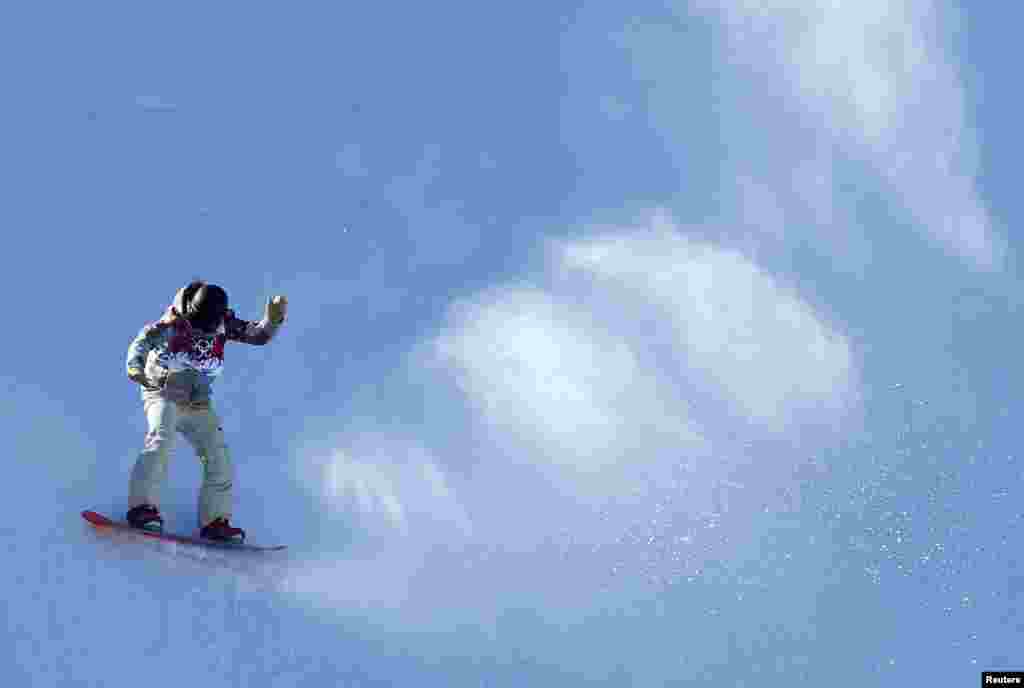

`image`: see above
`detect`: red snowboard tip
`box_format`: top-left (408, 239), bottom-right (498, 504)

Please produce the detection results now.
top-left (82, 510), bottom-right (114, 527)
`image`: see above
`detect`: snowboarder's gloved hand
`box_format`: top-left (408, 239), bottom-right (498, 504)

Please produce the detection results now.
top-left (265, 295), bottom-right (288, 325)
top-left (127, 367), bottom-right (163, 391)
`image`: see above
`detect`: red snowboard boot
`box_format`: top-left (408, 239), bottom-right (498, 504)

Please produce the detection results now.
top-left (200, 517), bottom-right (246, 542)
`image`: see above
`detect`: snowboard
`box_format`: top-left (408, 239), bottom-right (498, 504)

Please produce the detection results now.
top-left (82, 510), bottom-right (287, 552)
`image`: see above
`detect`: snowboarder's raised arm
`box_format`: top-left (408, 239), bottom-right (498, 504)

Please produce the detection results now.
top-left (224, 295), bottom-right (288, 346)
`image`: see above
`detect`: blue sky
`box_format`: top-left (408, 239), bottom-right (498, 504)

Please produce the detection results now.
top-left (2, 1), bottom-right (1022, 685)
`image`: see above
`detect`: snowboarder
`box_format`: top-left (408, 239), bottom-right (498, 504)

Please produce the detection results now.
top-left (124, 281), bottom-right (288, 541)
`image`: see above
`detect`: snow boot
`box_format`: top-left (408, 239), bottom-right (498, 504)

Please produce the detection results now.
top-left (200, 517), bottom-right (246, 542)
top-left (126, 504), bottom-right (163, 533)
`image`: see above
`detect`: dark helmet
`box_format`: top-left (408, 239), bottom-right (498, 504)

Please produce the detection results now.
top-left (175, 281), bottom-right (229, 332)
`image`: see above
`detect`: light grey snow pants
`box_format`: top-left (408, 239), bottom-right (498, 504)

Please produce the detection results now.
top-left (128, 395), bottom-right (233, 528)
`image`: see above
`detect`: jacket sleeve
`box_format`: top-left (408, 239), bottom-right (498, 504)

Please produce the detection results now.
top-left (126, 323), bottom-right (163, 373)
top-left (224, 310), bottom-right (281, 346)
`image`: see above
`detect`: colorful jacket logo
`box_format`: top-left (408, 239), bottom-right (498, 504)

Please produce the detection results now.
top-left (158, 321), bottom-right (227, 376)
